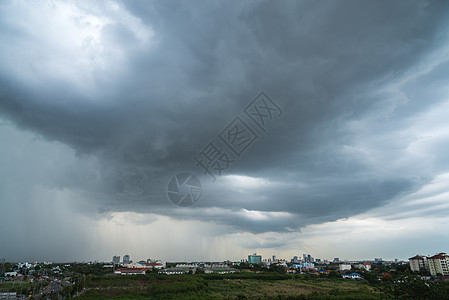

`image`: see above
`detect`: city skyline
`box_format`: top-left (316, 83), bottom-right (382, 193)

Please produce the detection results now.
top-left (1, 251), bottom-right (439, 265)
top-left (1, 1), bottom-right (449, 262)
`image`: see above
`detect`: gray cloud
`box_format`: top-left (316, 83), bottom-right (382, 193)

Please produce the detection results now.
top-left (1, 0), bottom-right (449, 260)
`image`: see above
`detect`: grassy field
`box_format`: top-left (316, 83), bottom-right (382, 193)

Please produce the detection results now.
top-left (76, 274), bottom-right (384, 299)
top-left (206, 278), bottom-right (380, 299)
top-left (0, 281), bottom-right (32, 291)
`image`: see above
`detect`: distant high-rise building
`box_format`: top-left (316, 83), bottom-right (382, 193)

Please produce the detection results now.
top-left (333, 258), bottom-right (340, 263)
top-left (123, 255), bottom-right (131, 264)
top-left (301, 254), bottom-right (314, 263)
top-left (112, 256), bottom-right (120, 264)
top-left (0, 258), bottom-right (5, 277)
top-left (272, 255), bottom-right (276, 261)
top-left (374, 258), bottom-right (383, 262)
top-left (248, 253), bottom-right (262, 264)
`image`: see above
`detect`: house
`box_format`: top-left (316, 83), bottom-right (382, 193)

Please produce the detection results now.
top-left (356, 262), bottom-right (371, 271)
top-left (342, 273), bottom-right (361, 279)
top-left (363, 262), bottom-right (371, 271)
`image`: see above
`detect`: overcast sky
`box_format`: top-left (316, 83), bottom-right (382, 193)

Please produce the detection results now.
top-left (1, 0), bottom-right (449, 263)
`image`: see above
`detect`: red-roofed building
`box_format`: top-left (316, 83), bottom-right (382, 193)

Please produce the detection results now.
top-left (145, 262), bottom-right (164, 269)
top-left (125, 261), bottom-right (165, 269)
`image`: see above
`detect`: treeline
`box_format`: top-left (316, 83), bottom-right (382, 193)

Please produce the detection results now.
top-left (359, 264), bottom-right (449, 300)
top-left (235, 262), bottom-right (287, 273)
top-left (374, 275), bottom-right (449, 299)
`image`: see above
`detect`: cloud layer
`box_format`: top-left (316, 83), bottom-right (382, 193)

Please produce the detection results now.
top-left (1, 0), bottom-right (449, 261)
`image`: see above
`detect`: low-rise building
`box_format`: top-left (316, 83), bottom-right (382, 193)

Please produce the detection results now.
top-left (114, 268), bottom-right (147, 275)
top-left (125, 262), bottom-right (146, 268)
top-left (292, 263), bottom-right (315, 271)
top-left (125, 261), bottom-right (165, 269)
top-left (342, 273), bottom-right (361, 279)
top-left (158, 267), bottom-right (191, 275)
top-left (339, 264), bottom-right (351, 271)
top-left (205, 267), bottom-right (239, 274)
top-left (146, 262), bottom-right (164, 269)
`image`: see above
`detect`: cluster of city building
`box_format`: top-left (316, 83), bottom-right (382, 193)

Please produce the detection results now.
top-left (110, 255), bottom-right (237, 275)
top-left (107, 252), bottom-right (401, 278)
top-left (2, 251), bottom-right (447, 280)
top-left (245, 252), bottom-right (388, 265)
top-left (244, 252), bottom-right (379, 279)
top-left (247, 252), bottom-right (375, 267)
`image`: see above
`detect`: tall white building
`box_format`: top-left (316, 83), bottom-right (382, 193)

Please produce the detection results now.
top-left (408, 255), bottom-right (428, 272)
top-left (113, 255), bottom-right (120, 264)
top-left (427, 253), bottom-right (449, 276)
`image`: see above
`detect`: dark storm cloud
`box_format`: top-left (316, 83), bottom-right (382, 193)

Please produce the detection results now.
top-left (1, 0), bottom-right (449, 235)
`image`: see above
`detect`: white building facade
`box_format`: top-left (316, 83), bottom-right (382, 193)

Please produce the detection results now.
top-left (427, 253), bottom-right (449, 276)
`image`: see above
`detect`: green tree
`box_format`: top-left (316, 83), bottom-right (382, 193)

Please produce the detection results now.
top-left (269, 264), bottom-right (286, 274)
top-left (328, 270), bottom-right (341, 278)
